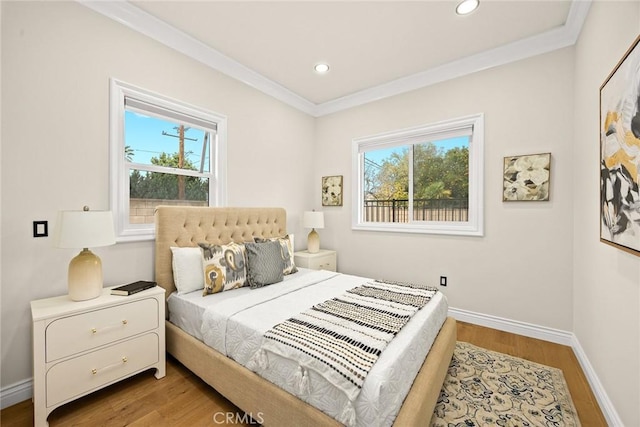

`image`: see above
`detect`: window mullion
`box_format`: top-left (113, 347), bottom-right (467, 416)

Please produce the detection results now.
top-left (408, 145), bottom-right (414, 223)
top-left (358, 153), bottom-right (363, 223)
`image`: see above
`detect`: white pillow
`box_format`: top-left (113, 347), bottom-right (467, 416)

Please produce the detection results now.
top-left (171, 247), bottom-right (204, 294)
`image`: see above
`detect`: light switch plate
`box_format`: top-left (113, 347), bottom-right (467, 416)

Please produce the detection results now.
top-left (33, 221), bottom-right (48, 238)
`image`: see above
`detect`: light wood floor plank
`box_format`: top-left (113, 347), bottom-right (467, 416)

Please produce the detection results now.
top-left (1, 321), bottom-right (607, 426)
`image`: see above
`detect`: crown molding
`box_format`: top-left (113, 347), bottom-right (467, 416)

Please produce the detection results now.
top-left (79, 0), bottom-right (317, 116)
top-left (316, 0), bottom-right (591, 116)
top-left (79, 0), bottom-right (591, 118)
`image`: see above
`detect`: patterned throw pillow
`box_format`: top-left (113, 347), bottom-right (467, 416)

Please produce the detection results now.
top-left (199, 242), bottom-right (247, 295)
top-left (245, 241), bottom-right (284, 289)
top-left (254, 235), bottom-right (298, 275)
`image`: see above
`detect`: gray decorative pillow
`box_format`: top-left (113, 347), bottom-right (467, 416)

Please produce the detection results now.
top-left (254, 234), bottom-right (298, 275)
top-left (245, 241), bottom-right (285, 289)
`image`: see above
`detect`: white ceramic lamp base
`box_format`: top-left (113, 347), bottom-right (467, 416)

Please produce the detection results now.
top-left (307, 229), bottom-right (320, 254)
top-left (68, 248), bottom-right (103, 301)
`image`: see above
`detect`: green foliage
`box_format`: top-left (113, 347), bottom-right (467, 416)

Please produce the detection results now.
top-left (124, 145), bottom-right (134, 162)
top-left (376, 148), bottom-right (410, 200)
top-left (366, 143), bottom-right (468, 201)
top-left (129, 151), bottom-right (208, 201)
top-left (421, 182), bottom-right (451, 199)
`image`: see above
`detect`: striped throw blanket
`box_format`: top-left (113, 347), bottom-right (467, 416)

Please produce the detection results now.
top-left (250, 279), bottom-right (437, 426)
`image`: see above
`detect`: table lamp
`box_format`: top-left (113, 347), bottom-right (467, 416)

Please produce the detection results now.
top-left (54, 206), bottom-right (116, 301)
top-left (303, 211), bottom-right (324, 254)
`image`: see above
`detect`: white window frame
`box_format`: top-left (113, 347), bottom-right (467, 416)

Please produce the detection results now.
top-left (351, 113), bottom-right (484, 236)
top-left (110, 78), bottom-right (227, 242)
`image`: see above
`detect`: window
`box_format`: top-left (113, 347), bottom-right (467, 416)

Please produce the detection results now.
top-left (352, 114), bottom-right (483, 236)
top-left (110, 79), bottom-right (227, 241)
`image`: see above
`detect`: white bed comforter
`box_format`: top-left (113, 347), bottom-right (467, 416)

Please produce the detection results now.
top-left (169, 269), bottom-right (448, 427)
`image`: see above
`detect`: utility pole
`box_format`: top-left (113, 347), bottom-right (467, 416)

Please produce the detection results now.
top-left (162, 125), bottom-right (197, 200)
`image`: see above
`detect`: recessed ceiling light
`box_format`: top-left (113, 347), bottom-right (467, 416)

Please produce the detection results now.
top-left (314, 63), bottom-right (330, 74)
top-left (456, 0), bottom-right (479, 15)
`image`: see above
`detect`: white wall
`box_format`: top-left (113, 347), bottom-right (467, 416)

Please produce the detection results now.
top-left (315, 48), bottom-right (575, 332)
top-left (0, 1), bottom-right (315, 390)
top-left (573, 2), bottom-right (640, 425)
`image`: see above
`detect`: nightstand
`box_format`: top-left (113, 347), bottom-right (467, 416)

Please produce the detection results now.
top-left (30, 286), bottom-right (166, 426)
top-left (294, 249), bottom-right (337, 272)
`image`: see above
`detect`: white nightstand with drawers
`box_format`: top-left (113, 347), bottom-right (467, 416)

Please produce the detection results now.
top-left (30, 286), bottom-right (165, 426)
top-left (294, 249), bottom-right (337, 272)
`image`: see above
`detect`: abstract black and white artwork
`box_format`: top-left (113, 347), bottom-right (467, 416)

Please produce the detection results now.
top-left (600, 34), bottom-right (640, 256)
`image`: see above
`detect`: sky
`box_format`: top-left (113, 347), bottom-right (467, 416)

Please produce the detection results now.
top-left (125, 110), bottom-right (210, 171)
top-left (126, 109), bottom-right (467, 173)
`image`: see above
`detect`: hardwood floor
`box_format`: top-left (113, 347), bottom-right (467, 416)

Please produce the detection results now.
top-left (1, 321), bottom-right (607, 426)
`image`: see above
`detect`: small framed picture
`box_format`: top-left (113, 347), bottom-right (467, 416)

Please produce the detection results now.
top-left (322, 175), bottom-right (343, 206)
top-left (503, 153), bottom-right (551, 201)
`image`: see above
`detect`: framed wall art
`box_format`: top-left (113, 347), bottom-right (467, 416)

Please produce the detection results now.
top-left (502, 153), bottom-right (551, 201)
top-left (322, 175), bottom-right (343, 206)
top-left (600, 34), bottom-right (640, 256)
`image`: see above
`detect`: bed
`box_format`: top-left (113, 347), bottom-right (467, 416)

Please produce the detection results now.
top-left (154, 206), bottom-right (456, 427)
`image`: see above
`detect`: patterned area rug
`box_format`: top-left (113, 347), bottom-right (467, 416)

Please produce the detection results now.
top-left (430, 342), bottom-right (581, 427)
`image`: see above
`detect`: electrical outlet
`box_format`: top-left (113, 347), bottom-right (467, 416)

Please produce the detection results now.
top-left (440, 276), bottom-right (447, 286)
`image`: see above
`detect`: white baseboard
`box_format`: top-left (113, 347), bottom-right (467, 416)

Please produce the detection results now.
top-left (448, 306), bottom-right (622, 426)
top-left (570, 336), bottom-right (624, 427)
top-left (448, 307), bottom-right (574, 345)
top-left (0, 378), bottom-right (32, 410)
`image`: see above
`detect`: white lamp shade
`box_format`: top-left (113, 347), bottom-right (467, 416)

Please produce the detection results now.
top-left (55, 210), bottom-right (116, 249)
top-left (55, 209), bottom-right (115, 301)
top-left (303, 211), bottom-right (324, 229)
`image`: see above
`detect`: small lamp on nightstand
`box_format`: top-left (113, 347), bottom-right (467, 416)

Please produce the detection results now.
top-left (54, 206), bottom-right (116, 301)
top-left (303, 211), bottom-right (324, 254)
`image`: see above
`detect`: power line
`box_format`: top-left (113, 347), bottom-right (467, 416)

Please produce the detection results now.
top-left (364, 158), bottom-right (382, 169)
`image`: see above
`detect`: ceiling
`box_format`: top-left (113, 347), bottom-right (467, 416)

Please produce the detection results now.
top-left (84, 1), bottom-right (590, 116)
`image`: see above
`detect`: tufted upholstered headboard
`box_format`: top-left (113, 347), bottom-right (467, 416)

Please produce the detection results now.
top-left (154, 206), bottom-right (287, 298)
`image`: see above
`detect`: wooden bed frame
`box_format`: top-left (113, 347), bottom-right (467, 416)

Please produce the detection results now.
top-left (155, 206), bottom-right (456, 426)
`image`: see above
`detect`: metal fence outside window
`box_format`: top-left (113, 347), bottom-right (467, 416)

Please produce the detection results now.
top-left (363, 198), bottom-right (469, 222)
